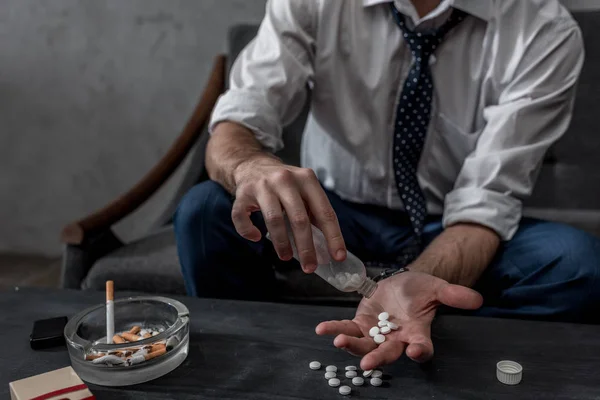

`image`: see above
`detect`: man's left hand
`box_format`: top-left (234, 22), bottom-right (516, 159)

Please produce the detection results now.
top-left (315, 271), bottom-right (483, 370)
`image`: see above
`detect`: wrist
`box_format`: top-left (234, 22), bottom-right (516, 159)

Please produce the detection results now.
top-left (232, 154), bottom-right (282, 188)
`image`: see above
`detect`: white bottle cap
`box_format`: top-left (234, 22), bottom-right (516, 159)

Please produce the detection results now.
top-left (496, 360), bottom-right (522, 385)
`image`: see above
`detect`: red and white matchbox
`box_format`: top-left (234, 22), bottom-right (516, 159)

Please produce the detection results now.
top-left (9, 366), bottom-right (95, 400)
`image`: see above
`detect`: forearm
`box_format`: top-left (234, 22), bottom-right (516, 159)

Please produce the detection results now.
top-left (410, 223), bottom-right (500, 287)
top-left (206, 122), bottom-right (282, 194)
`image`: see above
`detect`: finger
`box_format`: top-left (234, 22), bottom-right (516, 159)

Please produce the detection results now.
top-left (360, 340), bottom-right (406, 371)
top-left (436, 283), bottom-right (484, 310)
top-left (255, 187), bottom-right (291, 260)
top-left (405, 341), bottom-right (434, 363)
top-left (333, 334), bottom-right (377, 356)
top-left (276, 180), bottom-right (317, 272)
top-left (298, 173), bottom-right (346, 262)
top-left (315, 320), bottom-right (363, 337)
top-left (231, 195), bottom-right (261, 242)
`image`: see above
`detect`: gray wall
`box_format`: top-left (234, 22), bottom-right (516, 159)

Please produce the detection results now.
top-left (0, 0), bottom-right (267, 256)
top-left (0, 0), bottom-right (598, 256)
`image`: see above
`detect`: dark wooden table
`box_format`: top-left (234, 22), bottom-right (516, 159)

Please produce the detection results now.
top-left (1, 287), bottom-right (599, 399)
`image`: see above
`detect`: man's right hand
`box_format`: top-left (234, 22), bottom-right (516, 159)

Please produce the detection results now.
top-left (231, 158), bottom-right (347, 273)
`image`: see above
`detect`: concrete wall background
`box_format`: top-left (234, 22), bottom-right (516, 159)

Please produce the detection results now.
top-left (0, 0), bottom-right (598, 256)
top-left (0, 0), bottom-right (266, 255)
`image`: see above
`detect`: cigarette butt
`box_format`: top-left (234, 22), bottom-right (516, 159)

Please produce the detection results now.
top-left (85, 353), bottom-right (104, 361)
top-left (149, 343), bottom-right (166, 353)
top-left (120, 332), bottom-right (141, 342)
top-left (106, 280), bottom-right (114, 301)
top-left (144, 347), bottom-right (167, 361)
top-left (143, 332), bottom-right (152, 338)
top-left (113, 334), bottom-right (126, 344)
top-left (129, 325), bottom-right (141, 335)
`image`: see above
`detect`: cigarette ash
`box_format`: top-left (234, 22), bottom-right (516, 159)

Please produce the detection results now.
top-left (85, 325), bottom-right (178, 367)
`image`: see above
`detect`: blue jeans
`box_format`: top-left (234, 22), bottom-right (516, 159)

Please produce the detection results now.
top-left (174, 180), bottom-right (600, 323)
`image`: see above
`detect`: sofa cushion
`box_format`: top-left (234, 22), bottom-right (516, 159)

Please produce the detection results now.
top-left (82, 226), bottom-right (186, 295)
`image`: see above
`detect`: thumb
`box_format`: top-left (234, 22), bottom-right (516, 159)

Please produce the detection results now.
top-left (436, 283), bottom-right (483, 310)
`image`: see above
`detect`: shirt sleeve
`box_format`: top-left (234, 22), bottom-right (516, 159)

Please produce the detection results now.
top-left (443, 18), bottom-right (585, 241)
top-left (208, 0), bottom-right (317, 153)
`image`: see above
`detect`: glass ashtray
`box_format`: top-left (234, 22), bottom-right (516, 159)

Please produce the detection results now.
top-left (64, 296), bottom-right (190, 386)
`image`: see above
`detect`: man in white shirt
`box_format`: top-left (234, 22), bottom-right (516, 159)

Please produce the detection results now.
top-left (174, 0), bottom-right (600, 369)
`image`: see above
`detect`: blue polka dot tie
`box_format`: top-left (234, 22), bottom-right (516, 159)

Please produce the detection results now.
top-left (390, 5), bottom-right (467, 242)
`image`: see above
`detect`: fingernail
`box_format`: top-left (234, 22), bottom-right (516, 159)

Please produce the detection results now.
top-left (336, 250), bottom-right (346, 260)
top-left (305, 264), bottom-right (317, 272)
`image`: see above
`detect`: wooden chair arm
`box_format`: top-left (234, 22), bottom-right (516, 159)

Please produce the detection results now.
top-left (62, 55), bottom-right (227, 245)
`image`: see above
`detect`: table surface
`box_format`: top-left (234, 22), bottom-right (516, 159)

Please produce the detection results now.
top-left (1, 287), bottom-right (599, 400)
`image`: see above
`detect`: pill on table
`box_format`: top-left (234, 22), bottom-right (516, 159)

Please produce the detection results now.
top-left (325, 371), bottom-right (336, 379)
top-left (309, 361), bottom-right (321, 370)
top-left (377, 320), bottom-right (388, 328)
top-left (387, 322), bottom-right (399, 330)
top-left (378, 312), bottom-right (390, 321)
top-left (374, 334), bottom-right (386, 344)
top-left (352, 377), bottom-right (364, 386)
top-left (369, 326), bottom-right (380, 337)
top-left (345, 370), bottom-right (357, 378)
top-left (371, 377), bottom-right (383, 387)
top-left (345, 365), bottom-right (357, 371)
top-left (381, 326), bottom-right (392, 334)
top-left (339, 385), bottom-right (352, 395)
top-left (363, 370), bottom-right (373, 378)
top-left (326, 365), bottom-right (337, 372)
top-left (372, 370), bottom-right (383, 379)
top-left (328, 378), bottom-right (341, 387)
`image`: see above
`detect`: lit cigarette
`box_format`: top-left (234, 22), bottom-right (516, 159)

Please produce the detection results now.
top-left (106, 281), bottom-right (114, 344)
top-left (120, 332), bottom-right (141, 342)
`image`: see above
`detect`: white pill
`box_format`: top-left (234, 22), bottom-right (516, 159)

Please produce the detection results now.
top-left (363, 370), bottom-right (373, 378)
top-left (374, 334), bottom-right (386, 344)
top-left (370, 377), bottom-right (383, 387)
top-left (339, 385), bottom-right (352, 395)
top-left (369, 326), bottom-right (380, 337)
top-left (328, 378), bottom-right (341, 387)
top-left (345, 365), bottom-right (357, 371)
top-left (372, 370), bottom-right (383, 379)
top-left (377, 320), bottom-right (388, 328)
top-left (352, 377), bottom-right (365, 386)
top-left (345, 370), bottom-right (357, 378)
top-left (378, 312), bottom-right (390, 321)
top-left (326, 365), bottom-right (337, 372)
top-left (325, 371), bottom-right (336, 379)
top-left (381, 326), bottom-right (392, 334)
top-left (309, 361), bottom-right (321, 370)
top-left (387, 322), bottom-right (399, 330)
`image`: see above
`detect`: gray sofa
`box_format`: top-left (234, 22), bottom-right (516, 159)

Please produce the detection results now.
top-left (61, 11), bottom-right (600, 303)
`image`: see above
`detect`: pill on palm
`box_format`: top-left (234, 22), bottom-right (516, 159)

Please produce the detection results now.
top-left (372, 370), bottom-right (383, 379)
top-left (345, 370), bottom-right (357, 378)
top-left (345, 365), bottom-right (357, 371)
top-left (374, 334), bottom-right (386, 344)
top-left (352, 377), bottom-right (364, 386)
top-left (326, 365), bottom-right (337, 372)
top-left (381, 326), bottom-right (391, 334)
top-left (378, 312), bottom-right (389, 321)
top-left (328, 378), bottom-right (341, 387)
top-left (371, 377), bottom-right (383, 386)
top-left (339, 385), bottom-right (352, 395)
top-left (369, 326), bottom-right (380, 337)
top-left (387, 322), bottom-right (399, 330)
top-left (377, 320), bottom-right (388, 328)
top-left (309, 361), bottom-right (321, 370)
top-left (325, 371), bottom-right (336, 379)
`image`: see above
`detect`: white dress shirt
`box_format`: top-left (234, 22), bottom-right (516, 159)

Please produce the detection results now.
top-left (209, 0), bottom-right (584, 240)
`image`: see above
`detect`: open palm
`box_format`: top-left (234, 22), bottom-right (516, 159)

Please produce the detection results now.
top-left (316, 271), bottom-right (483, 370)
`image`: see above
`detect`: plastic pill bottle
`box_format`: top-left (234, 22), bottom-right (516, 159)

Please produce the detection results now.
top-left (267, 219), bottom-right (378, 298)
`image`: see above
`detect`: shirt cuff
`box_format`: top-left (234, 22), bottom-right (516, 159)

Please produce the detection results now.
top-left (442, 187), bottom-right (522, 241)
top-left (209, 89), bottom-right (284, 153)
